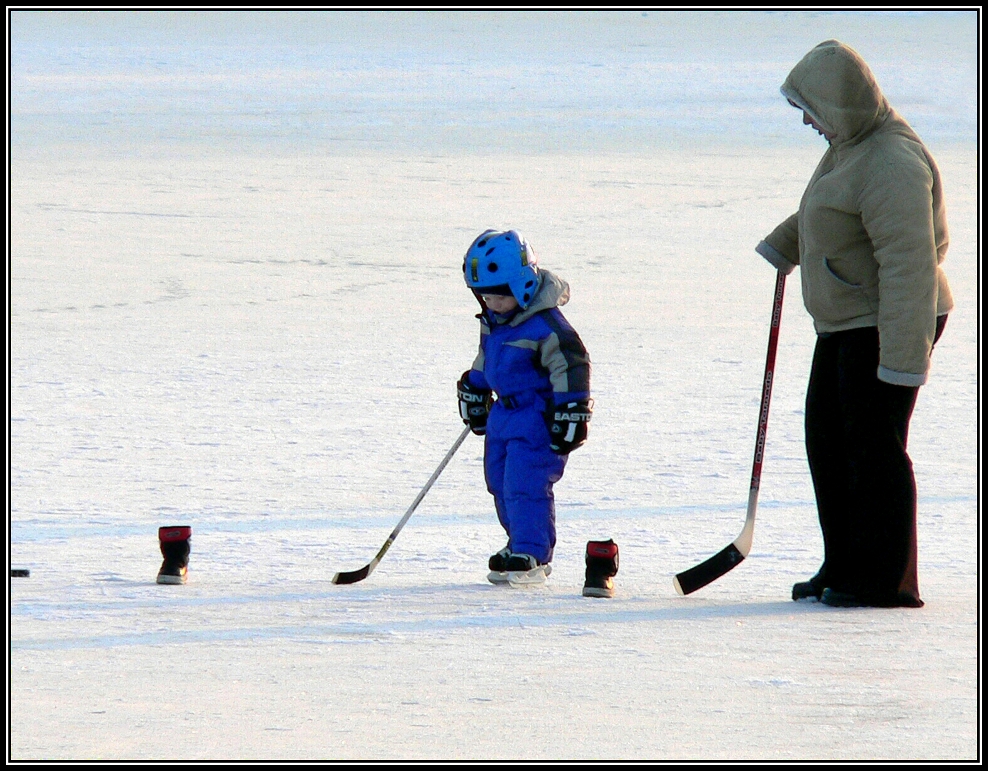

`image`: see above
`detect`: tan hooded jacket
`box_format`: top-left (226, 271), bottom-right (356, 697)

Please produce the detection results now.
top-left (756, 40), bottom-right (953, 386)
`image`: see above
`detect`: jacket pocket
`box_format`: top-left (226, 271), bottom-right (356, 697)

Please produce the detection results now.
top-left (808, 257), bottom-right (878, 327)
top-left (823, 257), bottom-right (862, 288)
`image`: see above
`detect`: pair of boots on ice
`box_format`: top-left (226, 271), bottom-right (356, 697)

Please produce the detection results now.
top-left (156, 524), bottom-right (620, 595)
top-left (487, 539), bottom-right (619, 597)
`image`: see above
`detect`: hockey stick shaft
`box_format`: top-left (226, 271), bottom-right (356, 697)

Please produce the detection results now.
top-left (674, 270), bottom-right (786, 595)
top-left (333, 425), bottom-right (472, 584)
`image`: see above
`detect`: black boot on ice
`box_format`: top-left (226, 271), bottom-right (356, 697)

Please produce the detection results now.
top-left (583, 539), bottom-right (619, 598)
top-left (791, 570), bottom-right (824, 601)
top-left (157, 525), bottom-right (192, 585)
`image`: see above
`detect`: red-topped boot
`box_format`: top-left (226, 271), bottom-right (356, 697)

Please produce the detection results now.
top-left (583, 539), bottom-right (618, 598)
top-left (157, 526), bottom-right (192, 585)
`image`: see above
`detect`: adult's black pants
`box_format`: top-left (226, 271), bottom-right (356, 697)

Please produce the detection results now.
top-left (804, 317), bottom-right (945, 607)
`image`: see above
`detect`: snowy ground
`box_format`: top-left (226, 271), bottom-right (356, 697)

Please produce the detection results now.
top-left (8, 10), bottom-right (980, 761)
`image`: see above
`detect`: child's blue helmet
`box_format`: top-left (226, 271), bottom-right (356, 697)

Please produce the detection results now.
top-left (462, 229), bottom-right (541, 309)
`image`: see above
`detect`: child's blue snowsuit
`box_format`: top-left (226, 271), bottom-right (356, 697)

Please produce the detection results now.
top-left (466, 270), bottom-right (591, 564)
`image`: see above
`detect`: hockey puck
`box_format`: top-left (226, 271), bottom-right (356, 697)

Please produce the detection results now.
top-left (11, 569), bottom-right (30, 577)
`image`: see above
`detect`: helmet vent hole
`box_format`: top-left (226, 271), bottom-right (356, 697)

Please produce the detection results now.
top-left (523, 293), bottom-right (531, 302)
top-left (485, 247), bottom-right (495, 256)
top-left (487, 263), bottom-right (498, 272)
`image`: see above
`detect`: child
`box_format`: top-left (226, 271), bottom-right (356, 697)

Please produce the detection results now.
top-left (457, 229), bottom-right (593, 586)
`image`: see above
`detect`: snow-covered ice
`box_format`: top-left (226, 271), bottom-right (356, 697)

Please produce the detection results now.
top-left (8, 10), bottom-right (979, 760)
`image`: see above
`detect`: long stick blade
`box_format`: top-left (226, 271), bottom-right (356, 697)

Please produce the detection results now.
top-left (674, 544), bottom-right (745, 595)
top-left (332, 539), bottom-right (393, 585)
top-left (332, 564), bottom-right (371, 585)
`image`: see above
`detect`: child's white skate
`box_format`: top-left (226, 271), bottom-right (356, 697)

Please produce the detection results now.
top-left (504, 553), bottom-right (552, 587)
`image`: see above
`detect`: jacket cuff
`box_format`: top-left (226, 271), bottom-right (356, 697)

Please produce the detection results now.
top-left (877, 365), bottom-right (927, 387)
top-left (553, 392), bottom-right (591, 406)
top-left (467, 368), bottom-right (491, 391)
top-left (756, 241), bottom-right (796, 275)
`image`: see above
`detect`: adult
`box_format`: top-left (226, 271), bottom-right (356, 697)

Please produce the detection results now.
top-left (756, 40), bottom-right (953, 608)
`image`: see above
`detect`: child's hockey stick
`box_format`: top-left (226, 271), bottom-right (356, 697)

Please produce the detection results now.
top-left (333, 425), bottom-right (472, 585)
top-left (674, 270), bottom-right (786, 595)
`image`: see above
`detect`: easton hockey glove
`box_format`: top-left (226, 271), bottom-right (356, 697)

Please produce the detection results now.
top-left (548, 399), bottom-right (592, 454)
top-left (457, 371), bottom-right (492, 435)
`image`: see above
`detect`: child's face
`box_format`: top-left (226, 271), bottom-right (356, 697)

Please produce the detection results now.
top-left (482, 294), bottom-right (519, 314)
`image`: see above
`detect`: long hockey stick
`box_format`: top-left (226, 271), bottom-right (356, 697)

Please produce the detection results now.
top-left (333, 425), bottom-right (472, 585)
top-left (674, 270), bottom-right (786, 595)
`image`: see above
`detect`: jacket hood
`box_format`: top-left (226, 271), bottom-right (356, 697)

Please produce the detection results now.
top-left (781, 40), bottom-right (890, 146)
top-left (507, 269), bottom-right (569, 326)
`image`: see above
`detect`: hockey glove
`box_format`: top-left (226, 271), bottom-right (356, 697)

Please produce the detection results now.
top-left (457, 371), bottom-right (492, 435)
top-left (548, 399), bottom-right (592, 454)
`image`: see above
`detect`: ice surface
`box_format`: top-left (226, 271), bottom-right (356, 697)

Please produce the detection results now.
top-left (8, 10), bottom-right (979, 761)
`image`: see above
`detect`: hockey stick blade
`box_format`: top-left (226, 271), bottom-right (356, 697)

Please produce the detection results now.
top-left (675, 492), bottom-right (756, 595)
top-left (332, 426), bottom-right (471, 585)
top-left (332, 564), bottom-right (370, 585)
top-left (332, 540), bottom-right (394, 585)
top-left (674, 542), bottom-right (745, 595)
